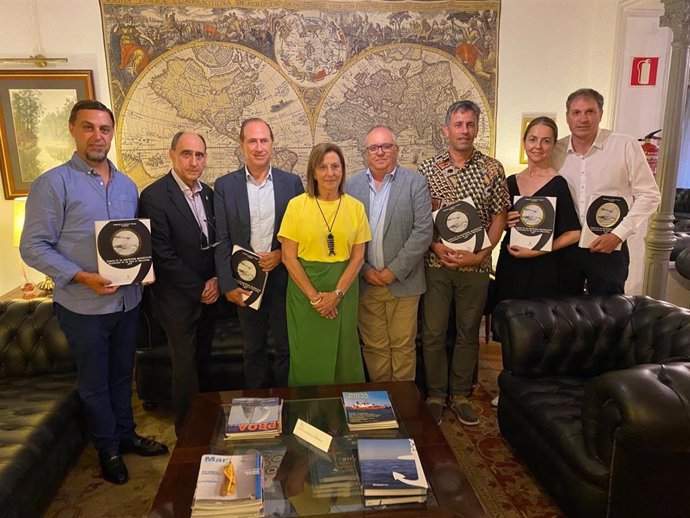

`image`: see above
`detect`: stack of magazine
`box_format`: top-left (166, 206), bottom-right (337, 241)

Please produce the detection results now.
top-left (342, 391), bottom-right (398, 431)
top-left (225, 397), bottom-right (283, 440)
top-left (309, 438), bottom-right (359, 498)
top-left (191, 453), bottom-right (264, 517)
top-left (357, 438), bottom-right (428, 507)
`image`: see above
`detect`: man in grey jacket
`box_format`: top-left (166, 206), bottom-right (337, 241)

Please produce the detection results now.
top-left (347, 126), bottom-right (433, 382)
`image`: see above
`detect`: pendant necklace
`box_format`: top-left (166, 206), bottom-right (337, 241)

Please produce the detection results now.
top-left (315, 196), bottom-right (342, 256)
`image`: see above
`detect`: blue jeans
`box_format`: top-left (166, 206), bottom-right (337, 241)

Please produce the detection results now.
top-left (54, 302), bottom-right (140, 454)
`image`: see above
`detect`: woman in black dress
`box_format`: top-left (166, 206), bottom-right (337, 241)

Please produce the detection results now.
top-left (494, 117), bottom-right (580, 303)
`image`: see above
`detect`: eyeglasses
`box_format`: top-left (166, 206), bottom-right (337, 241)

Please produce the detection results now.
top-left (200, 219), bottom-right (220, 251)
top-left (366, 143), bottom-right (396, 154)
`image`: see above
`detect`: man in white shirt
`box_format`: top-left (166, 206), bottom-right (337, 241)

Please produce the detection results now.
top-left (552, 88), bottom-right (661, 295)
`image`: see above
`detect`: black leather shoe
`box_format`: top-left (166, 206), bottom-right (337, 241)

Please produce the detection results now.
top-left (120, 435), bottom-right (169, 457)
top-left (99, 453), bottom-right (128, 485)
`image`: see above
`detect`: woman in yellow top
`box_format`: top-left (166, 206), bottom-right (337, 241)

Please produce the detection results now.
top-left (278, 143), bottom-right (371, 386)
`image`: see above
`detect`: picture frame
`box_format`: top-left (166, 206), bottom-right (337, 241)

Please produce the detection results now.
top-left (519, 112), bottom-right (557, 164)
top-left (0, 70), bottom-right (95, 199)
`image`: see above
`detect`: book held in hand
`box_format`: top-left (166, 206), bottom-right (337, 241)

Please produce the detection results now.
top-left (579, 195), bottom-right (629, 250)
top-left (226, 397), bottom-right (283, 440)
top-left (191, 453), bottom-right (264, 517)
top-left (231, 245), bottom-right (268, 310)
top-left (432, 198), bottom-right (490, 253)
top-left (510, 195), bottom-right (556, 251)
top-left (342, 391), bottom-right (398, 431)
top-left (95, 218), bottom-right (154, 285)
top-left (358, 438), bottom-right (428, 507)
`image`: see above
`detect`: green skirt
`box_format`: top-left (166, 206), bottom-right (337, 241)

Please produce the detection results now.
top-left (287, 259), bottom-right (365, 386)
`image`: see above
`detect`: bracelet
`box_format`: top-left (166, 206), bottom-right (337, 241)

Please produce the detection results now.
top-left (309, 294), bottom-right (323, 305)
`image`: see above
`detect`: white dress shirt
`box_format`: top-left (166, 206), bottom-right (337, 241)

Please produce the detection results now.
top-left (552, 128), bottom-right (661, 242)
top-left (245, 166), bottom-right (275, 253)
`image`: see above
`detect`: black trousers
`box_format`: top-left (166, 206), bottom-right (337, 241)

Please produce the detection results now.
top-left (559, 243), bottom-right (630, 296)
top-left (155, 297), bottom-right (217, 429)
top-left (237, 267), bottom-right (290, 389)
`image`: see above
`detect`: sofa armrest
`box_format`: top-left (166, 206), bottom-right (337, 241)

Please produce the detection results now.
top-left (582, 362), bottom-right (690, 465)
top-left (0, 298), bottom-right (74, 377)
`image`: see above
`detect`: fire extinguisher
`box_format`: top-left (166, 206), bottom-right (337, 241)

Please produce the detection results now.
top-left (639, 129), bottom-right (661, 176)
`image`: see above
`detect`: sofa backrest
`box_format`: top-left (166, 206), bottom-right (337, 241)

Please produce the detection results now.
top-left (493, 295), bottom-right (690, 378)
top-left (0, 299), bottom-right (76, 379)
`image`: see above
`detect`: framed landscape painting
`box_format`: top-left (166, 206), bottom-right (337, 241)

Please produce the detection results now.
top-left (0, 70), bottom-right (94, 199)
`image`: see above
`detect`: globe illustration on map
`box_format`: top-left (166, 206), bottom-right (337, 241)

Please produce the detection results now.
top-left (314, 44), bottom-right (492, 175)
top-left (274, 13), bottom-right (349, 87)
top-left (117, 42), bottom-right (312, 188)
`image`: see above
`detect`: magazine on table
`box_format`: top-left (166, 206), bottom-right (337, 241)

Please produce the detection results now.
top-left (341, 390), bottom-right (398, 431)
top-left (191, 453), bottom-right (263, 516)
top-left (226, 397), bottom-right (283, 439)
top-left (358, 438), bottom-right (428, 502)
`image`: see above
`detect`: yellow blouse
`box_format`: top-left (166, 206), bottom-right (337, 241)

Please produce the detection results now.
top-left (278, 193), bottom-right (371, 262)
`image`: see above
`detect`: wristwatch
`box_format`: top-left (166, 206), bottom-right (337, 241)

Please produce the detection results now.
top-left (335, 288), bottom-right (345, 298)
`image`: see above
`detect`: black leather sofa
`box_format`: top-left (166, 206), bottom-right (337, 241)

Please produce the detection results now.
top-left (492, 295), bottom-right (690, 518)
top-left (0, 298), bottom-right (88, 518)
top-left (135, 296), bottom-right (251, 407)
top-left (135, 295), bottom-right (458, 407)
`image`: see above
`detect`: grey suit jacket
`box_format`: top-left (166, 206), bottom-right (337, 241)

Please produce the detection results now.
top-left (347, 166), bottom-right (433, 297)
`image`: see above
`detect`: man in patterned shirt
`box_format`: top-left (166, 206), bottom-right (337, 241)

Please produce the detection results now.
top-left (419, 100), bottom-right (509, 426)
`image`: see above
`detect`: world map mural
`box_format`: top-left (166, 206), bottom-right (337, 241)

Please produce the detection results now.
top-left (100, 0), bottom-right (500, 187)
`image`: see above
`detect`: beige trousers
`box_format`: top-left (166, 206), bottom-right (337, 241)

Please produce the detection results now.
top-left (358, 285), bottom-right (421, 382)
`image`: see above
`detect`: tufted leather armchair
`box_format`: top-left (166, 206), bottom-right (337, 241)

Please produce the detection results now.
top-left (0, 298), bottom-right (87, 518)
top-left (492, 295), bottom-right (690, 518)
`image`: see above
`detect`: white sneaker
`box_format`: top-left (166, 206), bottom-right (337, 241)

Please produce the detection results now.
top-left (491, 395), bottom-right (499, 407)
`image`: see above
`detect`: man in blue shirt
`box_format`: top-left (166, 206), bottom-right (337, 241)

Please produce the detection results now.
top-left (20, 100), bottom-right (167, 485)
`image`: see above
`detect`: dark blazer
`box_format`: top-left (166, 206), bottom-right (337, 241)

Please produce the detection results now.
top-left (214, 167), bottom-right (304, 294)
top-left (139, 171), bottom-right (216, 304)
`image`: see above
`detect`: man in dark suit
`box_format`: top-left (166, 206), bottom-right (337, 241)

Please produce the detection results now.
top-left (139, 132), bottom-right (219, 431)
top-left (214, 118), bottom-right (304, 388)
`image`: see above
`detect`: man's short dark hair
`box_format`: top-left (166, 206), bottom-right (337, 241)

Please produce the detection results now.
top-left (566, 88), bottom-right (604, 112)
top-left (170, 131), bottom-right (207, 152)
top-left (69, 100), bottom-right (115, 126)
top-left (445, 100), bottom-right (481, 125)
top-left (239, 118), bottom-right (274, 142)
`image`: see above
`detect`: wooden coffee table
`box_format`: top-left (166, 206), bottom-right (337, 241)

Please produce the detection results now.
top-left (148, 381), bottom-right (487, 517)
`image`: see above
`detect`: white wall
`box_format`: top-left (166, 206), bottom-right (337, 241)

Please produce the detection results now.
top-left (0, 0), bottom-right (671, 296)
top-left (0, 0), bottom-right (111, 295)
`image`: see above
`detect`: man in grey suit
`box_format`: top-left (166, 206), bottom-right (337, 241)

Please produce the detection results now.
top-left (347, 126), bottom-right (433, 382)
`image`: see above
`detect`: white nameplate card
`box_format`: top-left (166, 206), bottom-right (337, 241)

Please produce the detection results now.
top-left (293, 418), bottom-right (332, 453)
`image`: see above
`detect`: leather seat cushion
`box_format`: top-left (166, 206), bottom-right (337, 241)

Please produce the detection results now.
top-left (0, 373), bottom-right (86, 514)
top-left (499, 372), bottom-right (609, 487)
